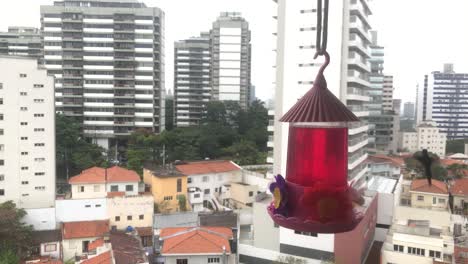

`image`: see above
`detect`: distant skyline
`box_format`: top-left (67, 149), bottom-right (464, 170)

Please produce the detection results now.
top-left (1, 0), bottom-right (468, 102)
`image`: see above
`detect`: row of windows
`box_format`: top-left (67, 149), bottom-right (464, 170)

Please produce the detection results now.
top-left (78, 184), bottom-right (134, 193)
top-left (115, 215), bottom-right (144, 221)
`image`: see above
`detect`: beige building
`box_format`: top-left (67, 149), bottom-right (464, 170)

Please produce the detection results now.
top-left (107, 193), bottom-right (154, 230)
top-left (61, 220), bottom-right (109, 262)
top-left (409, 179), bottom-right (449, 210)
top-left (399, 120), bottom-right (447, 157)
top-left (225, 182), bottom-right (259, 208)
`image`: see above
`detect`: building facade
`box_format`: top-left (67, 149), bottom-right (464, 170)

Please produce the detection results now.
top-left (211, 12), bottom-right (251, 109)
top-left (0, 27), bottom-right (42, 58)
top-left (403, 102), bottom-right (415, 119)
top-left (399, 120), bottom-right (447, 157)
top-left (0, 56), bottom-right (56, 209)
top-left (40, 0), bottom-right (165, 149)
top-left (174, 33), bottom-right (211, 127)
top-left (417, 63), bottom-right (468, 140)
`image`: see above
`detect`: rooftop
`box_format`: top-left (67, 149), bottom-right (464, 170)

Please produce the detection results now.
top-left (88, 238), bottom-right (104, 251)
top-left (410, 179), bottom-right (448, 195)
top-left (440, 159), bottom-right (466, 167)
top-left (81, 251), bottom-right (112, 264)
top-left (69, 166), bottom-right (140, 184)
top-left (367, 176), bottom-right (398, 194)
top-left (451, 178), bottom-right (468, 196)
top-left (175, 160), bottom-right (240, 175)
top-left (110, 231), bottom-right (148, 264)
top-left (199, 211), bottom-right (238, 228)
top-left (368, 154), bottom-right (405, 167)
top-left (31, 230), bottom-right (62, 244)
top-left (62, 220), bottom-right (109, 239)
top-left (160, 227), bottom-right (233, 255)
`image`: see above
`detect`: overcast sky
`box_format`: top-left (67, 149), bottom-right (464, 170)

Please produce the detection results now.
top-left (2, 0), bottom-right (468, 104)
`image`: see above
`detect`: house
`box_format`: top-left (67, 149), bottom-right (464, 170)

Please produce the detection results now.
top-left (409, 179), bottom-right (449, 210)
top-left (451, 178), bottom-right (468, 216)
top-left (367, 154), bottom-right (403, 179)
top-left (30, 230), bottom-right (62, 261)
top-left (107, 192), bottom-right (153, 230)
top-left (159, 227), bottom-right (235, 264)
top-left (224, 182), bottom-right (259, 208)
top-left (143, 165), bottom-right (189, 213)
top-left (61, 220), bottom-right (109, 261)
top-left (69, 166), bottom-right (140, 199)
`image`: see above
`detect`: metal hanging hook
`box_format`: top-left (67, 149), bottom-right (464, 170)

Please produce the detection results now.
top-left (314, 0), bottom-right (330, 73)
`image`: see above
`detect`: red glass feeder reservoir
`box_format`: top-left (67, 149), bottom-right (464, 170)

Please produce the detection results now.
top-left (267, 53), bottom-right (364, 233)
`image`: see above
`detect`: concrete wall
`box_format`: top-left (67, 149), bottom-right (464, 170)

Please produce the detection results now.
top-left (23, 207), bottom-right (56, 230)
top-left (239, 243), bottom-right (318, 264)
top-left (382, 249), bottom-right (435, 264)
top-left (253, 199), bottom-right (279, 251)
top-left (163, 254), bottom-right (235, 264)
top-left (56, 198), bottom-right (107, 223)
top-left (62, 237), bottom-right (97, 262)
top-left (394, 205), bottom-right (452, 228)
top-left (71, 183), bottom-right (106, 199)
top-left (230, 182), bottom-right (258, 206)
top-left (107, 194), bottom-right (153, 230)
top-left (410, 192), bottom-right (449, 210)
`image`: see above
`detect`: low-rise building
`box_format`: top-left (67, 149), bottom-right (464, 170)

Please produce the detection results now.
top-left (107, 192), bottom-right (153, 230)
top-left (399, 121), bottom-right (447, 157)
top-left (367, 154), bottom-right (404, 179)
top-left (451, 178), bottom-right (468, 216)
top-left (143, 165), bottom-right (189, 213)
top-left (224, 182), bottom-right (258, 208)
top-left (159, 227), bottom-right (235, 264)
top-left (61, 220), bottom-right (109, 261)
top-left (110, 231), bottom-right (149, 264)
top-left (410, 179), bottom-right (449, 210)
top-left (30, 230), bottom-right (62, 261)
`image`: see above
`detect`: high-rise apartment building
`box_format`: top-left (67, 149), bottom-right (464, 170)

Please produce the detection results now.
top-left (399, 120), bottom-right (447, 157)
top-left (403, 102), bottom-right (415, 119)
top-left (273, 0), bottom-right (372, 188)
top-left (0, 56), bottom-right (55, 209)
top-left (0, 27), bottom-right (42, 58)
top-left (40, 0), bottom-right (165, 149)
top-left (417, 63), bottom-right (468, 140)
top-left (383, 75), bottom-right (394, 112)
top-left (174, 33), bottom-right (211, 127)
top-left (211, 12), bottom-right (251, 109)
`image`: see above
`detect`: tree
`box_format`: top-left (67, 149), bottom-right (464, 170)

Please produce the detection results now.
top-left (165, 97), bottom-right (174, 131)
top-left (447, 163), bottom-right (468, 179)
top-left (407, 151), bottom-right (448, 181)
top-left (0, 201), bottom-right (33, 260)
top-left (223, 140), bottom-right (263, 165)
top-left (126, 129), bottom-right (162, 175)
top-left (177, 195), bottom-right (187, 212)
top-left (0, 248), bottom-right (19, 264)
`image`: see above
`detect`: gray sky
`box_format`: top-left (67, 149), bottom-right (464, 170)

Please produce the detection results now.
top-left (2, 0), bottom-right (468, 104)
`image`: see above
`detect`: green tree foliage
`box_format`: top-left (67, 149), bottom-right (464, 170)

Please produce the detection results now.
top-left (126, 129), bottom-right (162, 176)
top-left (405, 151), bottom-right (448, 181)
top-left (446, 139), bottom-right (467, 154)
top-left (56, 114), bottom-right (106, 179)
top-left (165, 97), bottom-right (174, 131)
top-left (447, 163), bottom-right (468, 179)
top-left (177, 195), bottom-right (187, 212)
top-left (0, 201), bottom-right (33, 260)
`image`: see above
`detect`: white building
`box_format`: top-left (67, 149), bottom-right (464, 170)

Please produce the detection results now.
top-left (399, 120), bottom-right (447, 157)
top-left (0, 56), bottom-right (56, 209)
top-left (273, 0), bottom-right (372, 190)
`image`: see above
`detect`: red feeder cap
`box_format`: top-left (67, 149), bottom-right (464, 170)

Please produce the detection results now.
top-left (280, 60), bottom-right (359, 123)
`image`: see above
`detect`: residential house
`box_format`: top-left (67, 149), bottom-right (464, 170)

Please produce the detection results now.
top-left (224, 182), bottom-right (258, 208)
top-left (79, 237), bottom-right (112, 264)
top-left (29, 230), bottom-right (62, 261)
top-left (110, 231), bottom-right (149, 264)
top-left (410, 179), bottom-right (449, 210)
top-left (451, 178), bottom-right (468, 216)
top-left (175, 160), bottom-right (242, 206)
top-left (107, 192), bottom-right (153, 230)
top-left (61, 220), bottom-right (109, 261)
top-left (367, 154), bottom-right (404, 179)
top-left (159, 227), bottom-right (235, 264)
top-left (143, 165), bottom-right (189, 213)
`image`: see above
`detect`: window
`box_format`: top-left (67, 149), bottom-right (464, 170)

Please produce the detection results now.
top-left (0, 175), bottom-right (4, 181)
top-left (0, 114), bottom-right (3, 121)
top-left (35, 186), bottom-right (45, 191)
top-left (34, 114), bottom-right (45, 117)
top-left (433, 197), bottom-right (437, 204)
top-left (35, 172), bottom-right (45, 176)
top-left (430, 250), bottom-right (441, 258)
top-left (176, 260), bottom-right (188, 264)
top-left (408, 247), bottom-right (424, 256)
top-left (35, 158), bottom-right (45, 162)
top-left (20, 92), bottom-right (27, 96)
top-left (125, 185), bottom-right (133, 192)
top-left (194, 193), bottom-right (200, 198)
top-left (44, 244), bottom-right (56, 252)
top-left (22, 193), bottom-right (29, 197)
top-left (94, 185), bottom-right (100, 192)
top-left (127, 215), bottom-right (132, 220)
top-left (33, 84), bottom-right (44, 88)
top-left (20, 73), bottom-right (27, 78)
top-left (393, 244), bottom-right (404, 252)
top-left (177, 178), bottom-right (182, 192)
top-left (417, 195), bottom-right (424, 201)
top-left (95, 204), bottom-right (101, 208)
top-left (21, 181), bottom-right (29, 185)
top-left (202, 176), bottom-right (209, 182)
top-left (139, 214), bottom-right (144, 220)
top-left (0, 129), bottom-right (3, 135)
top-left (187, 177), bottom-right (192, 184)
top-left (21, 166), bottom-right (28, 170)
top-left (34, 99), bottom-right (44, 103)
top-left (0, 83), bottom-right (2, 89)
top-left (164, 196), bottom-right (173, 201)
top-left (0, 98), bottom-right (3, 105)
top-left (21, 137), bottom-right (28, 140)
top-left (115, 216), bottom-right (120, 221)
top-left (438, 198), bottom-right (445, 203)
top-left (20, 107), bottom-right (27, 111)
top-left (110, 185), bottom-right (118, 192)
top-left (249, 191), bottom-right (254, 197)
top-left (294, 230), bottom-right (317, 236)
top-left (204, 189), bottom-right (210, 195)
top-left (208, 258), bottom-right (220, 263)
top-left (85, 205), bottom-right (91, 208)
top-left (0, 189), bottom-right (4, 196)
top-left (79, 186), bottom-right (85, 192)
top-left (34, 128), bottom-right (45, 132)
top-left (0, 160), bottom-right (3, 166)
top-left (21, 122), bottom-right (28, 126)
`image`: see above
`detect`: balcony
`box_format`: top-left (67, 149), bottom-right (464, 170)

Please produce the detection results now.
top-left (348, 57), bottom-right (371, 73)
top-left (347, 88), bottom-right (370, 102)
top-left (349, 39), bottom-right (371, 58)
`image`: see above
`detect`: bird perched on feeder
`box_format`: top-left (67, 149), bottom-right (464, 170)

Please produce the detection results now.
top-left (414, 149), bottom-right (434, 185)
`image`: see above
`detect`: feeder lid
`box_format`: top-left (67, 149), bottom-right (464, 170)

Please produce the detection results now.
top-left (280, 65), bottom-right (359, 123)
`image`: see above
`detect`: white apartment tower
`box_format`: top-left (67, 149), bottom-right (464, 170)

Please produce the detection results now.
top-left (40, 0), bottom-right (165, 149)
top-left (274, 0), bottom-right (372, 188)
top-left (174, 33), bottom-right (211, 127)
top-left (0, 56), bottom-right (56, 209)
top-left (211, 12), bottom-right (252, 109)
top-left (0, 27), bottom-right (42, 58)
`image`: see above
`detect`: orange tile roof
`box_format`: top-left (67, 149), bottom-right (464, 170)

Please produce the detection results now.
top-left (88, 238), bottom-right (104, 251)
top-left (440, 159), bottom-right (466, 167)
top-left (452, 178), bottom-right (468, 196)
top-left (368, 155), bottom-right (405, 167)
top-left (410, 179), bottom-right (448, 194)
top-left (160, 227), bottom-right (233, 255)
top-left (81, 251), bottom-right (112, 264)
top-left (62, 220), bottom-right (109, 239)
top-left (175, 160), bottom-right (240, 175)
top-left (69, 166), bottom-right (140, 184)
